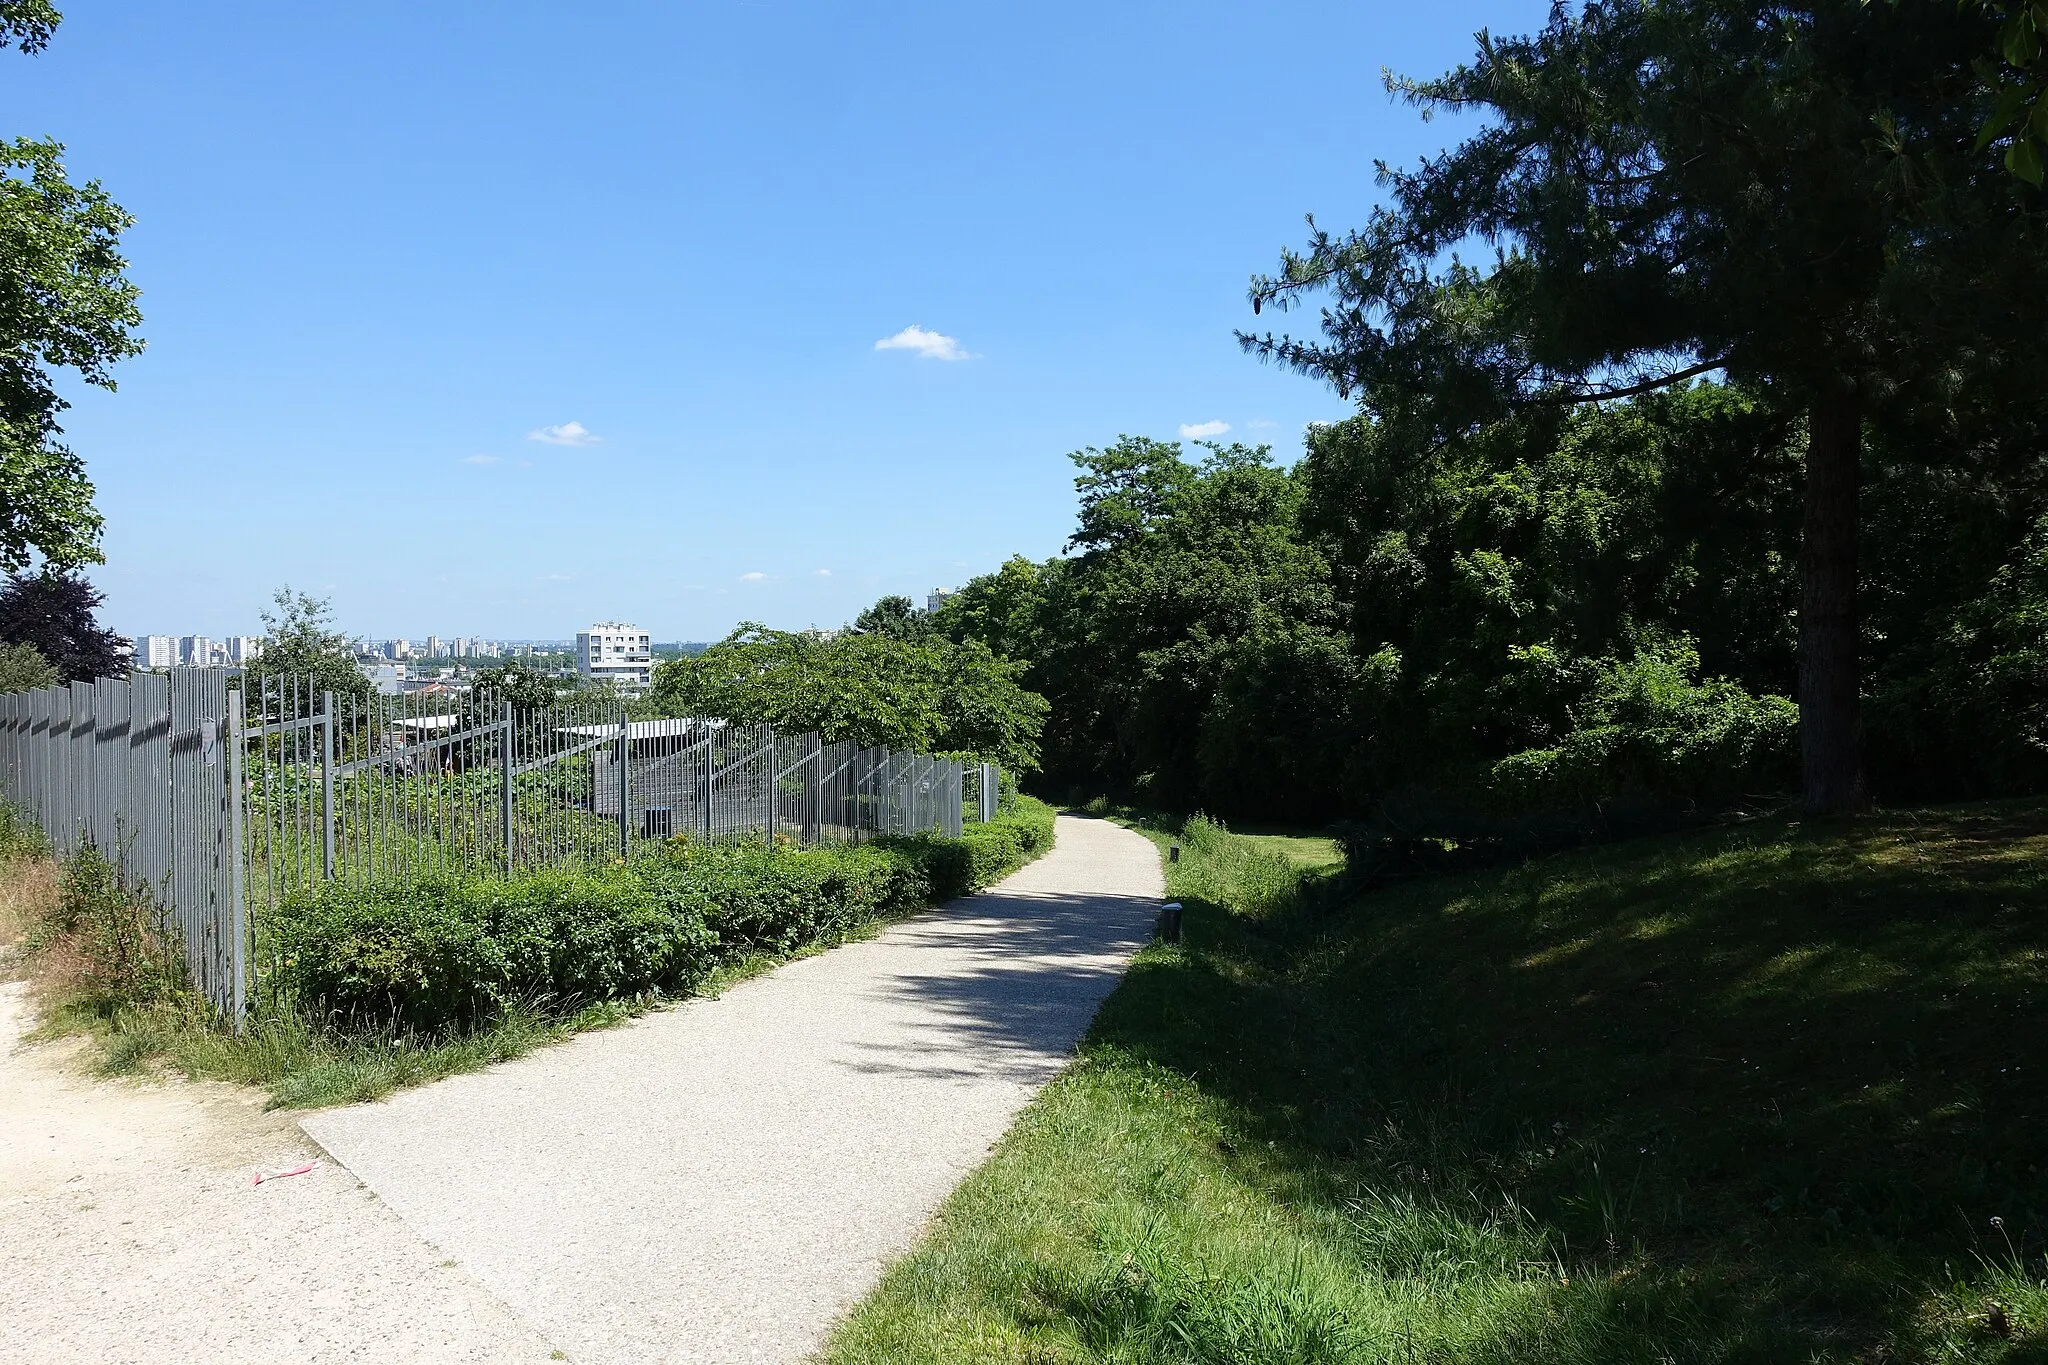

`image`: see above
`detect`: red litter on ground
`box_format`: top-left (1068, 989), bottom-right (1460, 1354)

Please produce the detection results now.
top-left (254, 1161), bottom-right (319, 1186)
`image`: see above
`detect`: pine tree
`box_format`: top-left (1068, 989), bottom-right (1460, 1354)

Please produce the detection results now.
top-left (1244, 0), bottom-right (2048, 813)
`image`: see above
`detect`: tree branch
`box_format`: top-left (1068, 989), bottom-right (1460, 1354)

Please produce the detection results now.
top-left (1552, 357), bottom-right (1727, 405)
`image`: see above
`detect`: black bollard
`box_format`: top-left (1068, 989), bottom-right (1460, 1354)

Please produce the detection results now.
top-left (1157, 901), bottom-right (1183, 944)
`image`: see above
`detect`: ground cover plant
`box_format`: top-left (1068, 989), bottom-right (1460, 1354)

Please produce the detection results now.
top-left (23, 796), bottom-right (1056, 1108)
top-left (828, 802), bottom-right (2048, 1363)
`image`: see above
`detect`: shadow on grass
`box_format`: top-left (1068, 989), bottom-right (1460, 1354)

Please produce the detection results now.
top-left (1070, 802), bottom-right (2048, 1360)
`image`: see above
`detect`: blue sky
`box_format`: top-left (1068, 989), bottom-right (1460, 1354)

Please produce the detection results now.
top-left (3, 1), bottom-right (1538, 641)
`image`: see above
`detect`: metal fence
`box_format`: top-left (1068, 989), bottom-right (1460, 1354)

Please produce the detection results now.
top-left (0, 668), bottom-right (998, 1020)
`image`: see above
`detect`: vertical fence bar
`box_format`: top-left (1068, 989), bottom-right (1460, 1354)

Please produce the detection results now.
top-left (501, 700), bottom-right (515, 875)
top-left (227, 684), bottom-right (248, 1028)
top-left (321, 689), bottom-right (336, 881)
top-left (617, 712), bottom-right (631, 858)
top-left (761, 732), bottom-right (774, 847)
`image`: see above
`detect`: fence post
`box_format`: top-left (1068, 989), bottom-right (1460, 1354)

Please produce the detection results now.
top-left (617, 712), bottom-right (631, 858)
top-left (321, 689), bottom-right (336, 881)
top-left (226, 685), bottom-right (248, 1030)
top-left (501, 700), bottom-right (515, 876)
top-left (701, 728), bottom-right (714, 841)
top-left (766, 731), bottom-right (777, 849)
top-left (805, 734), bottom-right (821, 845)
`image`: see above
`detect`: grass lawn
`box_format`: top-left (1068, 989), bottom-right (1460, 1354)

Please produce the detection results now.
top-left (827, 803), bottom-right (2048, 1362)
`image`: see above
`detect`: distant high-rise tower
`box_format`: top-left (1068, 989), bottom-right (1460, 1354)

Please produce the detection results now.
top-left (576, 622), bottom-right (652, 696)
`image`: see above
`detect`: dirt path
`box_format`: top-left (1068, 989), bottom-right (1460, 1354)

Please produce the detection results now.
top-left (0, 980), bottom-right (557, 1364)
top-left (302, 814), bottom-right (1164, 1365)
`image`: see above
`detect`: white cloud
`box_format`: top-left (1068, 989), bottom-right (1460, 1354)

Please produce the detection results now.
top-left (526, 421), bottom-right (602, 447)
top-left (738, 571), bottom-right (767, 582)
top-left (462, 453), bottom-right (500, 465)
top-left (1178, 420), bottom-right (1231, 439)
top-left (542, 572), bottom-right (576, 582)
top-left (814, 568), bottom-right (832, 577)
top-left (1246, 419), bottom-right (1278, 431)
top-left (874, 325), bottom-right (971, 361)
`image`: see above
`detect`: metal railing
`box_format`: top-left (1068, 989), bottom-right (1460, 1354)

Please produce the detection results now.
top-left (0, 668), bottom-right (995, 1019)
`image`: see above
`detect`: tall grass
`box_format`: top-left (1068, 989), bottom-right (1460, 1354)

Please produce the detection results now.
top-left (828, 801), bottom-right (2048, 1363)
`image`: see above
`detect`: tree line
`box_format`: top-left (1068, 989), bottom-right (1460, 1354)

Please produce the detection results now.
top-left (674, 2), bottom-right (2048, 831)
top-left (2, 2), bottom-right (2045, 835)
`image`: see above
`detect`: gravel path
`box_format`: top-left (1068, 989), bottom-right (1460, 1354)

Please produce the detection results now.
top-left (0, 981), bottom-right (555, 1365)
top-left (301, 814), bottom-right (1163, 1365)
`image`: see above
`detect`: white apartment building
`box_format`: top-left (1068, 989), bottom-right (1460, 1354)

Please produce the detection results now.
top-left (224, 636), bottom-right (262, 664)
top-left (179, 635), bottom-right (212, 667)
top-left (577, 622), bottom-right (652, 695)
top-left (360, 662), bottom-right (406, 696)
top-left (139, 635), bottom-right (177, 669)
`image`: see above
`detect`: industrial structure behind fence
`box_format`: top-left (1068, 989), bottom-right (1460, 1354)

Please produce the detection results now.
top-left (0, 668), bottom-right (1001, 1020)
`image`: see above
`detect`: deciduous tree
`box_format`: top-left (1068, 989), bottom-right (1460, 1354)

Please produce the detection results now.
top-left (0, 4), bottom-right (142, 571)
top-left (0, 570), bottom-right (127, 681)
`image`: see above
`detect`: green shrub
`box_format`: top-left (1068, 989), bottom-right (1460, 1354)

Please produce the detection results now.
top-left (271, 796), bottom-right (1059, 1033)
top-left (634, 840), bottom-right (933, 956)
top-left (886, 794), bottom-right (1058, 900)
top-left (271, 867), bottom-right (715, 1031)
top-left (50, 842), bottom-right (185, 1006)
top-left (1488, 641), bottom-right (1796, 813)
top-left (0, 799), bottom-right (47, 863)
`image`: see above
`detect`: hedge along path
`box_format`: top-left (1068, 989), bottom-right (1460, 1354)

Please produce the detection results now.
top-left (300, 813), bottom-right (1164, 1365)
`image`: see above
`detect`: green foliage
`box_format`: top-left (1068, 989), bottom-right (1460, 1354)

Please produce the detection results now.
top-left (45, 842), bottom-right (184, 1007)
top-left (883, 795), bottom-right (1058, 903)
top-left (0, 131), bottom-right (141, 571)
top-left (468, 659), bottom-right (570, 710)
top-left (0, 795), bottom-right (45, 861)
top-left (270, 866), bottom-right (714, 1030)
top-left (942, 406), bottom-right (1803, 830)
top-left (830, 801), bottom-right (2048, 1364)
top-left (1242, 0), bottom-right (2048, 814)
top-left (1243, 0), bottom-right (2038, 428)
top-left (0, 638), bottom-right (55, 691)
top-left (1487, 641), bottom-right (1798, 814)
top-left (1973, 0), bottom-right (2048, 185)
top-left (851, 594), bottom-right (936, 641)
top-left (244, 586), bottom-right (369, 704)
top-left (267, 797), bottom-right (1059, 1034)
top-left (0, 568), bottom-right (129, 680)
top-left (936, 437), bottom-right (1347, 819)
top-left (0, 2), bottom-right (56, 55)
top-left (0, 11), bottom-right (142, 572)
top-left (646, 624), bottom-right (1048, 773)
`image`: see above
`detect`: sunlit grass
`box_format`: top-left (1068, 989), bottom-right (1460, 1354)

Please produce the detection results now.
top-left (828, 801), bottom-right (2048, 1363)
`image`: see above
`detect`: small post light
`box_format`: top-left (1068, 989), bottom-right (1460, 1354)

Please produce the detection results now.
top-left (1169, 843), bottom-right (1181, 863)
top-left (1157, 901), bottom-right (1183, 944)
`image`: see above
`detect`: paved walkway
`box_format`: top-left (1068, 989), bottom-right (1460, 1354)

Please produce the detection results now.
top-left (0, 981), bottom-right (554, 1365)
top-left (301, 814), bottom-right (1164, 1364)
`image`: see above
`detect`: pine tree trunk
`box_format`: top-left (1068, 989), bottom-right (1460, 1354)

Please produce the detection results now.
top-left (1798, 391), bottom-right (1869, 815)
